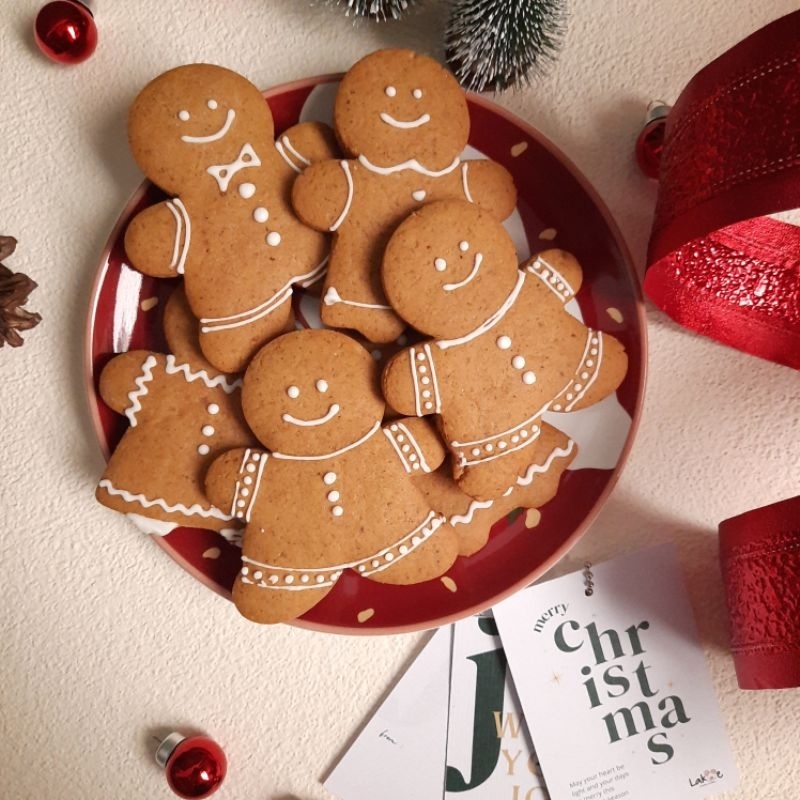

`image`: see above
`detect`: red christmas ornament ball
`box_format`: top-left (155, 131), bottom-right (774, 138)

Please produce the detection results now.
top-left (156, 732), bottom-right (227, 799)
top-left (635, 101), bottom-right (671, 179)
top-left (34, 1), bottom-right (97, 65)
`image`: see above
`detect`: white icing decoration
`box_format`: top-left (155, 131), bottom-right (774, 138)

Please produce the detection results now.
top-left (434, 257), bottom-right (447, 272)
top-left (327, 490), bottom-right (340, 502)
top-left (273, 422), bottom-right (380, 462)
top-left (443, 252), bottom-right (483, 292)
top-left (438, 270), bottom-right (525, 350)
top-left (512, 355), bottom-right (526, 369)
top-left (461, 162), bottom-right (474, 203)
top-left (323, 286), bottom-right (392, 310)
top-left (409, 344), bottom-right (442, 416)
top-left (450, 499), bottom-right (494, 526)
top-left (198, 444), bottom-right (210, 456)
top-left (413, 88), bottom-right (423, 99)
top-left (163, 355), bottom-right (241, 393)
top-left (316, 379), bottom-right (329, 393)
top-left (282, 403), bottom-right (340, 427)
top-left (207, 143), bottom-right (261, 192)
top-left (523, 371), bottom-right (536, 385)
top-left (517, 441), bottom-right (576, 486)
top-left (98, 479), bottom-right (233, 520)
top-left (275, 135), bottom-right (311, 173)
top-left (332, 506), bottom-right (344, 517)
top-left (412, 190), bottom-right (426, 201)
top-left (385, 86), bottom-right (397, 97)
top-left (459, 241), bottom-right (469, 252)
top-left (266, 231), bottom-right (282, 246)
top-left (165, 198), bottom-right (191, 275)
top-left (379, 111), bottom-right (431, 129)
top-left (232, 449), bottom-right (267, 523)
top-left (287, 386), bottom-right (300, 399)
top-left (253, 207), bottom-right (269, 223)
top-left (497, 335), bottom-right (511, 349)
top-left (178, 110), bottom-right (190, 121)
top-left (323, 472), bottom-right (337, 485)
top-left (200, 259), bottom-right (326, 333)
top-left (202, 425), bottom-right (215, 436)
top-left (329, 160), bottom-right (354, 232)
top-left (238, 182), bottom-right (256, 199)
top-left (207, 99), bottom-right (218, 110)
top-left (181, 108), bottom-right (235, 143)
top-left (125, 355), bottom-right (157, 427)
top-left (126, 513), bottom-right (178, 536)
top-left (528, 255), bottom-right (576, 300)
top-left (358, 154), bottom-right (460, 177)
top-left (207, 403), bottom-right (220, 414)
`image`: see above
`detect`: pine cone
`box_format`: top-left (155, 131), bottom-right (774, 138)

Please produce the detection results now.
top-left (0, 236), bottom-right (42, 348)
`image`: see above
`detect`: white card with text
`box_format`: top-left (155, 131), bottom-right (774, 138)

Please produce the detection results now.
top-left (445, 613), bottom-right (548, 800)
top-left (493, 544), bottom-right (738, 800)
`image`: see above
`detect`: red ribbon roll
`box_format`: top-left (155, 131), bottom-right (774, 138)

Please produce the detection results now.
top-left (719, 496), bottom-right (800, 689)
top-left (644, 10), bottom-right (800, 369)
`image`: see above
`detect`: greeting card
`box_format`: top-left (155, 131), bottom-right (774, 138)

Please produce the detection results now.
top-left (493, 544), bottom-right (738, 800)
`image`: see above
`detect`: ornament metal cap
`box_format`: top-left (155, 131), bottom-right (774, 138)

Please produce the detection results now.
top-left (155, 732), bottom-right (186, 768)
top-left (644, 99), bottom-right (671, 124)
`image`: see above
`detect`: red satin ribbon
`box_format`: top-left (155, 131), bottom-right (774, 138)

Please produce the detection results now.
top-left (645, 10), bottom-right (800, 369)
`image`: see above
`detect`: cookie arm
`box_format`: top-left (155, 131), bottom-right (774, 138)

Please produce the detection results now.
top-left (98, 350), bottom-right (165, 420)
top-left (383, 417), bottom-right (447, 474)
top-left (461, 160), bottom-right (517, 221)
top-left (291, 159), bottom-right (354, 233)
top-left (205, 447), bottom-right (269, 524)
top-left (275, 122), bottom-right (340, 170)
top-left (124, 199), bottom-right (191, 278)
top-left (382, 343), bottom-right (442, 418)
top-left (523, 249), bottom-right (584, 301)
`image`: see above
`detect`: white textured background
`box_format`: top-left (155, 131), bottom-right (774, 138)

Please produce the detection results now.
top-left (1, 1), bottom-right (799, 798)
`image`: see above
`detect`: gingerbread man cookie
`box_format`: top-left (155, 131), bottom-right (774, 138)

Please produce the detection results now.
top-left (96, 286), bottom-right (256, 539)
top-left (382, 200), bottom-right (628, 500)
top-left (125, 63), bottom-right (338, 373)
top-left (291, 48), bottom-right (517, 343)
top-left (204, 329), bottom-right (459, 624)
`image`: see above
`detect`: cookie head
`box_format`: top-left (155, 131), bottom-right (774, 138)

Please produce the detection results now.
top-left (382, 200), bottom-right (520, 339)
top-left (241, 330), bottom-right (384, 456)
top-left (128, 63), bottom-right (273, 195)
top-left (334, 49), bottom-right (469, 169)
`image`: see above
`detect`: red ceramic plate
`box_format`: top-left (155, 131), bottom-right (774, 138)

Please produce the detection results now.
top-left (85, 75), bottom-right (646, 634)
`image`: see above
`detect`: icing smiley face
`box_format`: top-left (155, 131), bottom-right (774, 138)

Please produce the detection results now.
top-left (334, 49), bottom-right (470, 169)
top-left (382, 200), bottom-right (520, 339)
top-left (128, 63), bottom-right (275, 195)
top-left (241, 329), bottom-right (385, 456)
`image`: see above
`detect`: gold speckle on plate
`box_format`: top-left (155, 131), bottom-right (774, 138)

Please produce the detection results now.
top-left (525, 508), bottom-right (541, 529)
top-left (357, 608), bottom-right (375, 623)
top-left (140, 296), bottom-right (159, 312)
top-left (202, 547), bottom-right (221, 560)
top-left (538, 228), bottom-right (557, 241)
top-left (510, 141), bottom-right (529, 157)
top-left (607, 307), bottom-right (624, 323)
top-left (440, 576), bottom-right (458, 593)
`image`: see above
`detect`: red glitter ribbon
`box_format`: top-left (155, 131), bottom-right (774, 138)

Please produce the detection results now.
top-left (719, 496), bottom-right (800, 689)
top-left (644, 10), bottom-right (800, 369)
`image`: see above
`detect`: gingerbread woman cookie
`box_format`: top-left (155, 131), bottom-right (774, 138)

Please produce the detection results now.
top-left (96, 286), bottom-right (256, 539)
top-left (382, 200), bottom-right (628, 500)
top-left (291, 48), bottom-right (517, 343)
top-left (204, 329), bottom-right (459, 624)
top-left (125, 63), bottom-right (338, 373)
top-left (417, 423), bottom-right (577, 557)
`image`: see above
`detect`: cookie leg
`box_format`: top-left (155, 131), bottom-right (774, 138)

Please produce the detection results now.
top-left (320, 284), bottom-right (406, 343)
top-left (365, 522), bottom-right (459, 585)
top-left (232, 575), bottom-right (331, 624)
top-left (198, 300), bottom-right (295, 373)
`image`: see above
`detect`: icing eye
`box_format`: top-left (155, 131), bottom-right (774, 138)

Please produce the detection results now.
top-left (178, 110), bottom-right (190, 121)
top-left (207, 99), bottom-right (218, 109)
top-left (287, 386), bottom-right (300, 399)
top-left (412, 88), bottom-right (423, 99)
top-left (385, 86), bottom-right (397, 97)
top-left (459, 241), bottom-right (470, 252)
top-left (316, 379), bottom-right (329, 393)
top-left (434, 257), bottom-right (447, 272)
